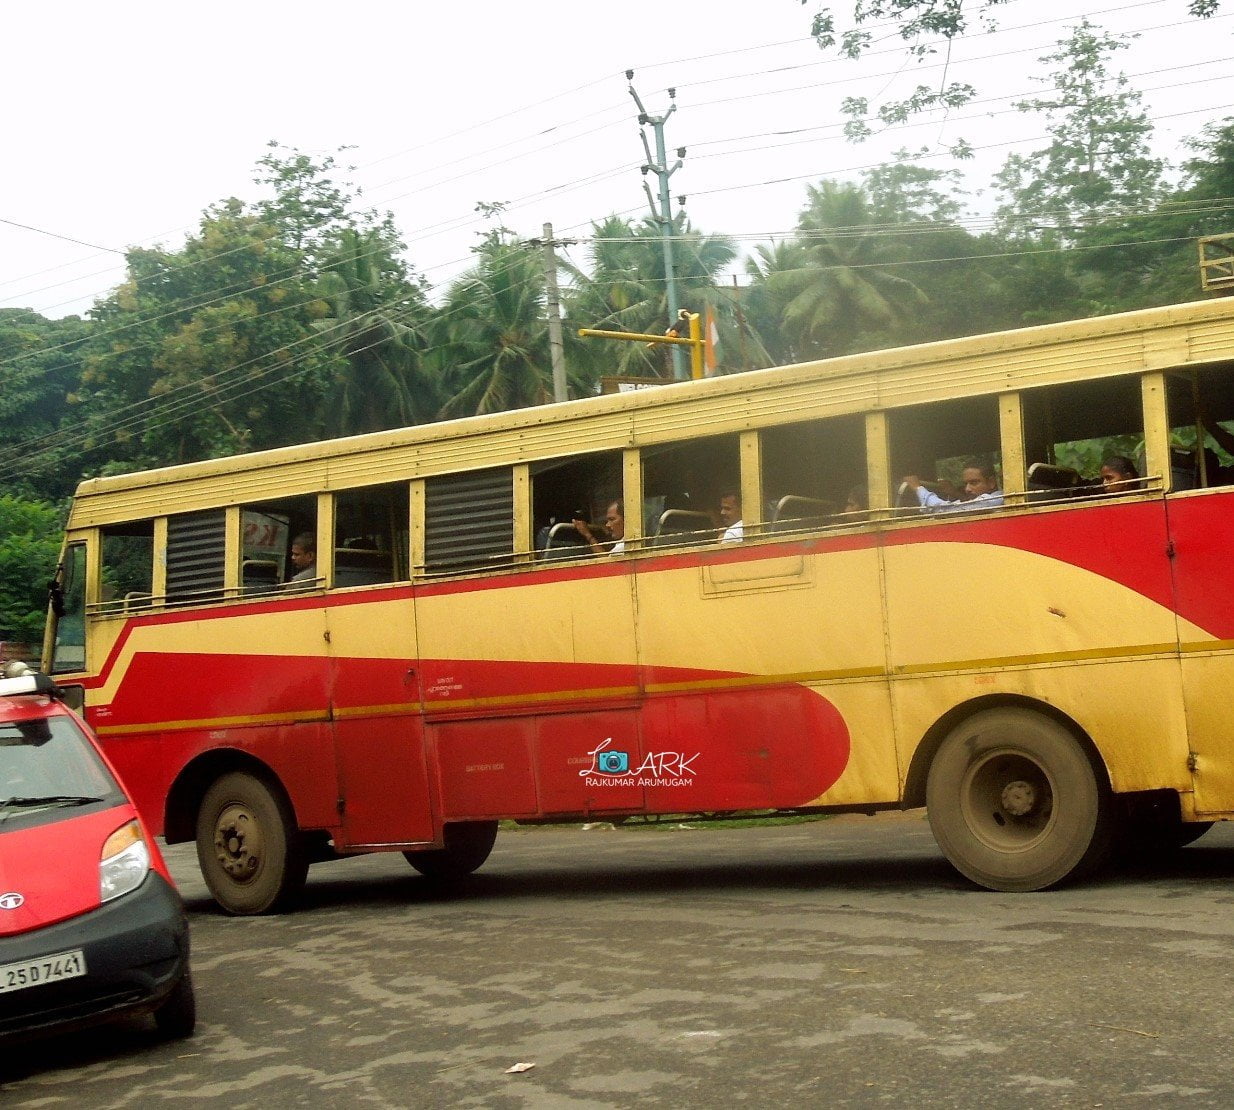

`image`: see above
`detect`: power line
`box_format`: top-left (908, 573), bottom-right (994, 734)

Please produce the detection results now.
top-left (0, 217), bottom-right (124, 256)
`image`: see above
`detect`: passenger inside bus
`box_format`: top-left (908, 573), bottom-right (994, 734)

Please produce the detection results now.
top-left (902, 460), bottom-right (1004, 512)
top-left (718, 491), bottom-right (744, 542)
top-left (572, 500), bottom-right (626, 556)
top-left (1098, 455), bottom-right (1141, 492)
top-left (288, 532), bottom-right (317, 583)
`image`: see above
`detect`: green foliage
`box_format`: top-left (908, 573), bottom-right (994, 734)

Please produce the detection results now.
top-left (0, 496), bottom-right (62, 643)
top-left (0, 310), bottom-right (91, 500)
top-left (993, 22), bottom-right (1163, 240)
top-left (745, 180), bottom-right (928, 361)
top-left (430, 239), bottom-right (559, 417)
top-left (565, 215), bottom-right (746, 380)
top-left (314, 228), bottom-right (437, 434)
top-left (806, 0), bottom-right (1222, 134)
top-left (75, 200), bottom-right (328, 468)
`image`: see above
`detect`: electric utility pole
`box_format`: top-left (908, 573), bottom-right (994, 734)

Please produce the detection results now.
top-left (627, 71), bottom-right (687, 381)
top-left (530, 223), bottom-right (575, 403)
top-left (538, 223), bottom-right (570, 403)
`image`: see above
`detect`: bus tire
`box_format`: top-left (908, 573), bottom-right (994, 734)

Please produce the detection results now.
top-left (1118, 795), bottom-right (1213, 856)
top-left (404, 821), bottom-right (499, 881)
top-left (195, 771), bottom-right (308, 915)
top-left (925, 707), bottom-right (1113, 892)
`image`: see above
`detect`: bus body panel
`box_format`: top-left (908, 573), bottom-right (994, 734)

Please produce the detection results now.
top-left (1165, 487), bottom-right (1234, 814)
top-left (324, 593), bottom-right (430, 847)
top-left (75, 495), bottom-right (1233, 838)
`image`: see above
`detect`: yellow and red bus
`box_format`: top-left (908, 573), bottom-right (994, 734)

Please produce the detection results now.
top-left (43, 295), bottom-right (1234, 913)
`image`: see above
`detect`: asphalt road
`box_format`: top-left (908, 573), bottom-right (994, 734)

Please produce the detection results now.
top-left (4, 811), bottom-right (1234, 1108)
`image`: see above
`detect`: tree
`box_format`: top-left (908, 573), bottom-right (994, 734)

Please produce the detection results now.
top-left (429, 239), bottom-right (558, 418)
top-left (0, 310), bottom-right (92, 500)
top-left (314, 228), bottom-right (438, 435)
top-left (804, 0), bottom-right (1221, 136)
top-left (0, 496), bottom-right (62, 644)
top-left (748, 181), bottom-right (928, 360)
top-left (1067, 116), bottom-right (1234, 309)
top-left (566, 215), bottom-right (743, 379)
top-left (992, 21), bottom-right (1163, 241)
top-left (743, 239), bottom-right (814, 365)
top-left (74, 200), bottom-right (329, 469)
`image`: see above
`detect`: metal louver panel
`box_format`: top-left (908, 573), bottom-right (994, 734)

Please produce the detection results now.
top-left (166, 510), bottom-right (227, 602)
top-left (424, 468), bottom-right (513, 573)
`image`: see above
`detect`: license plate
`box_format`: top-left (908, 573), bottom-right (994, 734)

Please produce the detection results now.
top-left (0, 950), bottom-right (87, 994)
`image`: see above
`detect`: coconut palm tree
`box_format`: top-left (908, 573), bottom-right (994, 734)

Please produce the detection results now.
top-left (430, 240), bottom-right (582, 418)
top-left (750, 181), bottom-right (928, 361)
top-left (314, 228), bottom-right (437, 435)
top-left (566, 215), bottom-right (744, 379)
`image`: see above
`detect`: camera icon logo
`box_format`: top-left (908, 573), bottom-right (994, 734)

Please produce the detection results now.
top-left (596, 749), bottom-right (629, 775)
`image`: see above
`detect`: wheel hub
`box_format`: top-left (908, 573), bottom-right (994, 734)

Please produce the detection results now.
top-left (213, 804), bottom-right (263, 882)
top-left (961, 751), bottom-right (1055, 851)
top-left (1001, 779), bottom-right (1037, 817)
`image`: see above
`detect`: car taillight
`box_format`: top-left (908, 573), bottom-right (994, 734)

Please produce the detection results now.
top-left (100, 820), bottom-right (151, 903)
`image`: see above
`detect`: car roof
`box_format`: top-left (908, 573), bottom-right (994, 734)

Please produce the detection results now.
top-left (0, 670), bottom-right (73, 725)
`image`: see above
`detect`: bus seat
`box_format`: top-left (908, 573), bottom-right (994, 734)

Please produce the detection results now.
top-left (242, 559), bottom-right (282, 594)
top-left (1026, 462), bottom-right (1094, 501)
top-left (540, 522), bottom-right (589, 561)
top-left (652, 509), bottom-right (716, 547)
top-left (771, 495), bottom-right (834, 532)
top-left (334, 548), bottom-right (394, 586)
top-left (1171, 446), bottom-right (1198, 491)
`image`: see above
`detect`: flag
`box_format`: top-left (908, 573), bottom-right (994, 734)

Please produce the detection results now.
top-left (704, 303), bottom-right (719, 377)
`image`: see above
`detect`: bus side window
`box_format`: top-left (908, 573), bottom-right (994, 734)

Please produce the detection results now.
top-left (334, 483), bottom-right (409, 586)
top-left (238, 495), bottom-right (317, 593)
top-left (1167, 366), bottom-right (1234, 489)
top-left (888, 395), bottom-right (1002, 513)
top-left (424, 467), bottom-right (514, 574)
top-left (761, 415), bottom-right (867, 531)
top-left (531, 450), bottom-right (624, 559)
top-left (1023, 376), bottom-right (1146, 497)
top-left (641, 434), bottom-right (739, 546)
top-left (51, 542), bottom-right (87, 674)
top-left (100, 521), bottom-right (155, 613)
top-left (166, 511), bottom-right (227, 605)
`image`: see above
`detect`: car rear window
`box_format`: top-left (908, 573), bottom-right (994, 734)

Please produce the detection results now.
top-left (0, 716), bottom-right (126, 832)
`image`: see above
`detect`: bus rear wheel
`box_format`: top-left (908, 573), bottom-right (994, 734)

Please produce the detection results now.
top-left (404, 821), bottom-right (499, 881)
top-left (926, 708), bottom-right (1113, 892)
top-left (195, 771), bottom-right (308, 915)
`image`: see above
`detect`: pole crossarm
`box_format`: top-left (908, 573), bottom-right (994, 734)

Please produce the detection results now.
top-left (577, 328), bottom-right (694, 345)
top-left (578, 311), bottom-right (706, 380)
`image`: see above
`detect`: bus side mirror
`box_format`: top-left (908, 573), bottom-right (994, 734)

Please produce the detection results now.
top-left (48, 578), bottom-right (65, 618)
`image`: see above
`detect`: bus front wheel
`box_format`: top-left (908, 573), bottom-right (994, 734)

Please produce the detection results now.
top-left (926, 708), bottom-right (1113, 892)
top-left (404, 821), bottom-right (499, 881)
top-left (195, 772), bottom-right (308, 915)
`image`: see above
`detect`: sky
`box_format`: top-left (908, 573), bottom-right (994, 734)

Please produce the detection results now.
top-left (3, 0), bottom-right (1232, 320)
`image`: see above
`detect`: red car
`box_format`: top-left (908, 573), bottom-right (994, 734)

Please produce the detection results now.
top-left (0, 662), bottom-right (194, 1043)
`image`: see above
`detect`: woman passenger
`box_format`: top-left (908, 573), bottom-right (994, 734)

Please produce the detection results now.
top-left (1099, 455), bottom-right (1140, 493)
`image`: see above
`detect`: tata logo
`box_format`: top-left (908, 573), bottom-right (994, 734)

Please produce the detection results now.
top-left (0, 892), bottom-right (24, 910)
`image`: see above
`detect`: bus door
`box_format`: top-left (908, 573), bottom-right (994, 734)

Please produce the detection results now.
top-left (1166, 488), bottom-right (1234, 814)
top-left (416, 565), bottom-right (645, 822)
top-left (326, 591), bottom-right (434, 848)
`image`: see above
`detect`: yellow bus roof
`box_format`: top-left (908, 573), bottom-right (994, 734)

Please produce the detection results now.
top-left (69, 296), bottom-right (1234, 527)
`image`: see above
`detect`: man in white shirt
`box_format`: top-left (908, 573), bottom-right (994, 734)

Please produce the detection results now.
top-left (572, 500), bottom-right (626, 555)
top-left (719, 491), bottom-right (744, 542)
